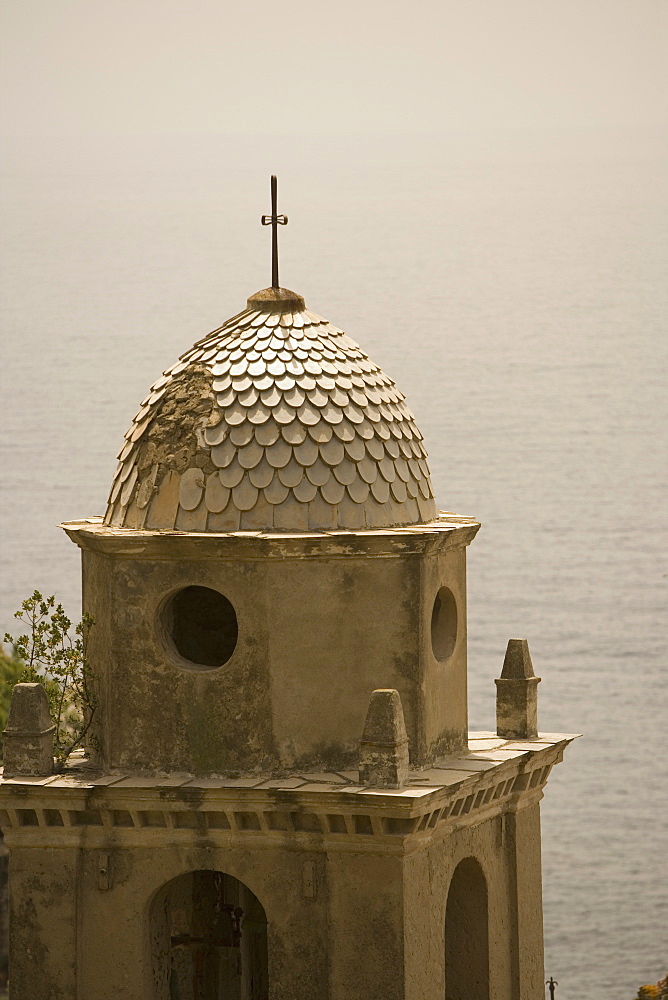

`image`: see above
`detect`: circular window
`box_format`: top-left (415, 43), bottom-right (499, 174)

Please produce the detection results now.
top-left (162, 586), bottom-right (238, 669)
top-left (431, 586), bottom-right (458, 661)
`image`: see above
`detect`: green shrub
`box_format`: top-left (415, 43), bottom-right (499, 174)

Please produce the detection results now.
top-left (0, 646), bottom-right (25, 756)
top-left (3, 592), bottom-right (97, 763)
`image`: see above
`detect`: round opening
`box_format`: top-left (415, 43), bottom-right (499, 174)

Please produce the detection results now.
top-left (431, 586), bottom-right (458, 661)
top-left (163, 586), bottom-right (238, 669)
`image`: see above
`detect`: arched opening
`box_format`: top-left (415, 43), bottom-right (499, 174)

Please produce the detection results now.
top-left (444, 857), bottom-right (489, 1000)
top-left (150, 870), bottom-right (268, 1000)
top-left (431, 586), bottom-right (458, 661)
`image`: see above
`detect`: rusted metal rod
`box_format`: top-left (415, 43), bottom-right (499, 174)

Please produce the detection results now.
top-left (261, 174), bottom-right (288, 289)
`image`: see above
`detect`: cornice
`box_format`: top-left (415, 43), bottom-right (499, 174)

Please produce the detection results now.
top-left (60, 513), bottom-right (481, 562)
top-left (0, 733), bottom-right (577, 856)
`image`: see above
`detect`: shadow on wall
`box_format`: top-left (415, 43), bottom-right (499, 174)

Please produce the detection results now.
top-left (150, 869), bottom-right (268, 1000)
top-left (0, 836), bottom-right (7, 992)
top-left (445, 857), bottom-right (489, 1000)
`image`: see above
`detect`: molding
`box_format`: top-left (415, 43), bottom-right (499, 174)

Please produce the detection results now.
top-left (0, 737), bottom-right (576, 857)
top-left (60, 514), bottom-right (481, 562)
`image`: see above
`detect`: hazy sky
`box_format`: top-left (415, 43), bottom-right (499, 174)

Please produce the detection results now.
top-left (1, 0), bottom-right (666, 137)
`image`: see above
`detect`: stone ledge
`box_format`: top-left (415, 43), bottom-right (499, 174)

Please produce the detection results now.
top-left (0, 731), bottom-right (577, 795)
top-left (60, 512), bottom-right (481, 561)
top-left (0, 733), bottom-right (577, 849)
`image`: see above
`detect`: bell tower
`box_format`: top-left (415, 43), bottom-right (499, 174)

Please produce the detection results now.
top-left (0, 181), bottom-right (576, 1000)
top-left (64, 278), bottom-right (473, 779)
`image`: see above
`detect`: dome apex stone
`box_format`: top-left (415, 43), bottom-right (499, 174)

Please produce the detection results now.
top-left (247, 286), bottom-right (305, 313)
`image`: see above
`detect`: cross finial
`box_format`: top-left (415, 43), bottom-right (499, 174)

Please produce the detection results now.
top-left (261, 175), bottom-right (288, 289)
top-left (546, 977), bottom-right (558, 1000)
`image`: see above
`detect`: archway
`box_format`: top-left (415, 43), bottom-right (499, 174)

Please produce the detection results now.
top-left (150, 870), bottom-right (268, 1000)
top-left (444, 857), bottom-right (489, 1000)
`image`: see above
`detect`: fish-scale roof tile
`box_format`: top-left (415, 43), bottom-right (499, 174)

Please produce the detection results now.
top-left (104, 288), bottom-right (438, 532)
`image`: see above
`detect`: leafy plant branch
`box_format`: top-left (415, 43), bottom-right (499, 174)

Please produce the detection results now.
top-left (3, 591), bottom-right (98, 763)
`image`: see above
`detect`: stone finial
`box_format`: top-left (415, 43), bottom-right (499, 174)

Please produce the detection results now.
top-left (359, 689), bottom-right (409, 789)
top-left (2, 683), bottom-right (55, 778)
top-left (495, 639), bottom-right (541, 739)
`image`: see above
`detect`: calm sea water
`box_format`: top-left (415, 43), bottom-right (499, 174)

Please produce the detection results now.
top-left (1, 129), bottom-right (666, 997)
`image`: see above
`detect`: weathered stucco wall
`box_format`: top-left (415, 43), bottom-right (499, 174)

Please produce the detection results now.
top-left (507, 801), bottom-right (545, 1000)
top-left (327, 851), bottom-right (406, 1000)
top-left (405, 815), bottom-right (514, 1000)
top-left (8, 847), bottom-right (78, 999)
top-left (265, 551), bottom-right (421, 767)
top-left (5, 800), bottom-right (546, 1000)
top-left (84, 549), bottom-right (276, 775)
top-left (419, 544), bottom-right (468, 758)
top-left (71, 520), bottom-right (477, 775)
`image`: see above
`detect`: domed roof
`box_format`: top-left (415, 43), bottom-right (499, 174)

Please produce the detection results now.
top-left (105, 287), bottom-right (437, 532)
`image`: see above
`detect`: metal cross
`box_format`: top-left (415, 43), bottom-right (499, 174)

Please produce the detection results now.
top-left (546, 977), bottom-right (558, 999)
top-left (261, 174), bottom-right (288, 289)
